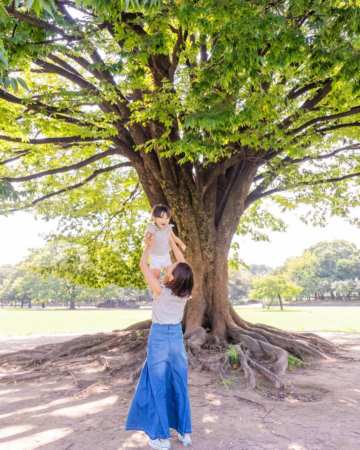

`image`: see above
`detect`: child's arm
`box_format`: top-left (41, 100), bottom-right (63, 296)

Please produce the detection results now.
top-left (170, 230), bottom-right (186, 251)
top-left (169, 234), bottom-right (186, 263)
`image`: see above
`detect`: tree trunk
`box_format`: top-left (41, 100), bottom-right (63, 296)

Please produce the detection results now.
top-left (69, 299), bottom-right (76, 310)
top-left (278, 294), bottom-right (284, 311)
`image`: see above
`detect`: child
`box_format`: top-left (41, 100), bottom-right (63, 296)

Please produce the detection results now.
top-left (145, 204), bottom-right (186, 279)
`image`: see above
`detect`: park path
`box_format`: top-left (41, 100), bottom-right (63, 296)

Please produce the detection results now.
top-left (0, 333), bottom-right (359, 450)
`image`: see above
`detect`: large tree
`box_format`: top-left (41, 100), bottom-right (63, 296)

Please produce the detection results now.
top-left (1, 0), bottom-right (359, 385)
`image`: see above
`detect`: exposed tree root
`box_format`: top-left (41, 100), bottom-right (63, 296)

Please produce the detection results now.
top-left (0, 310), bottom-right (339, 389)
top-left (124, 319), bottom-right (152, 331)
top-left (0, 330), bottom-right (149, 384)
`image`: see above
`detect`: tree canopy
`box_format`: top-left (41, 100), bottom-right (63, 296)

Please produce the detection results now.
top-left (0, 0), bottom-right (359, 221)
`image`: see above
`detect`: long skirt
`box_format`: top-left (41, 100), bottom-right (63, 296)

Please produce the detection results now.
top-left (125, 322), bottom-right (192, 440)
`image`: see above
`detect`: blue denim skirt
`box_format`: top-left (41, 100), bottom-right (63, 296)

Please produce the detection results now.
top-left (125, 322), bottom-right (192, 440)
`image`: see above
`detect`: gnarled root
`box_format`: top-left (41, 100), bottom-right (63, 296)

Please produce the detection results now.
top-left (0, 311), bottom-right (338, 389)
top-left (224, 309), bottom-right (338, 388)
top-left (0, 329), bottom-right (149, 383)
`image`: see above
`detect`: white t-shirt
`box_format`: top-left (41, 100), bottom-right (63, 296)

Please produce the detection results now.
top-left (152, 285), bottom-right (188, 324)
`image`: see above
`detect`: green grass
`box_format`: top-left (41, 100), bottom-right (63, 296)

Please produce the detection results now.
top-left (0, 308), bottom-right (152, 336)
top-left (0, 305), bottom-right (359, 336)
top-left (234, 306), bottom-right (360, 333)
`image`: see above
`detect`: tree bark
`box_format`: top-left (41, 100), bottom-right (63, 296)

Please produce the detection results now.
top-left (278, 294), bottom-right (284, 311)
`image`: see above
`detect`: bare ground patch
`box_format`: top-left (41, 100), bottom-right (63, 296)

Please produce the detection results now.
top-left (0, 332), bottom-right (359, 450)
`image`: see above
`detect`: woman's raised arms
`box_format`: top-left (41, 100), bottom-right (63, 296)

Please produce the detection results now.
top-left (139, 235), bottom-right (162, 297)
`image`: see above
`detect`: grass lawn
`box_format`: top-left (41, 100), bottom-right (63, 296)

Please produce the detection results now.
top-left (0, 306), bottom-right (359, 336)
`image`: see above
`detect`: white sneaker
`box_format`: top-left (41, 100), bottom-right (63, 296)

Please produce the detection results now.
top-left (177, 432), bottom-right (192, 446)
top-left (149, 438), bottom-right (171, 449)
top-left (160, 439), bottom-right (171, 449)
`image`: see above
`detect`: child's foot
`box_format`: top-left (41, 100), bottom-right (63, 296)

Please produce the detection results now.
top-left (149, 438), bottom-right (171, 449)
top-left (177, 432), bottom-right (192, 446)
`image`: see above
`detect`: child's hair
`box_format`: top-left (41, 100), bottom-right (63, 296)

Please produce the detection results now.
top-left (165, 262), bottom-right (193, 298)
top-left (152, 204), bottom-right (171, 219)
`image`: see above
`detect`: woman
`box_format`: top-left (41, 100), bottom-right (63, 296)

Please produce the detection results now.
top-left (125, 234), bottom-right (193, 449)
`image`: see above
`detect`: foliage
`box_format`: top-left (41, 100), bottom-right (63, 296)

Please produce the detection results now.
top-left (229, 264), bottom-right (272, 302)
top-left (226, 344), bottom-right (240, 367)
top-left (288, 354), bottom-right (305, 369)
top-left (281, 240), bottom-right (360, 300)
top-left (0, 262), bottom-right (81, 306)
top-left (249, 274), bottom-right (302, 308)
top-left (0, 244), bottom-right (148, 307)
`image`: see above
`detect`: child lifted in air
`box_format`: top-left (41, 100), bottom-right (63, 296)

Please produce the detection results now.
top-left (145, 204), bottom-right (186, 279)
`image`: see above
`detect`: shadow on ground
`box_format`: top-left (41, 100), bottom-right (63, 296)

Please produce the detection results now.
top-left (0, 333), bottom-right (359, 450)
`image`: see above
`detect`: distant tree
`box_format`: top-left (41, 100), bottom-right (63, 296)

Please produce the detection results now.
top-left (282, 252), bottom-right (319, 300)
top-left (310, 241), bottom-right (359, 282)
top-left (280, 240), bottom-right (360, 300)
top-left (250, 274), bottom-right (302, 310)
top-left (331, 279), bottom-right (360, 301)
top-left (228, 263), bottom-right (273, 302)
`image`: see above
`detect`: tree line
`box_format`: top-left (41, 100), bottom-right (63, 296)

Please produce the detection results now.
top-left (248, 240), bottom-right (360, 308)
top-left (0, 241), bottom-right (147, 309)
top-left (1, 239), bottom-right (359, 309)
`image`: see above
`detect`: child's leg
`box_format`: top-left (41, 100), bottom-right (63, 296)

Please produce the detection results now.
top-left (150, 268), bottom-right (161, 279)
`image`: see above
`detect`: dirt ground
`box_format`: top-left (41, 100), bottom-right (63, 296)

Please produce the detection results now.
top-left (0, 333), bottom-right (359, 450)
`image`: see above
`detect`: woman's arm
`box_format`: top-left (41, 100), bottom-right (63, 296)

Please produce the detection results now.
top-left (139, 237), bottom-right (162, 297)
top-left (170, 233), bottom-right (186, 263)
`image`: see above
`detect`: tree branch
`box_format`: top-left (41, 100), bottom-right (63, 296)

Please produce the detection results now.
top-left (6, 7), bottom-right (78, 40)
top-left (283, 143), bottom-right (360, 165)
top-left (289, 106), bottom-right (360, 136)
top-left (300, 79), bottom-right (332, 111)
top-left (1, 149), bottom-right (126, 183)
top-left (0, 135), bottom-right (101, 145)
top-left (6, 162), bottom-right (132, 212)
top-left (249, 171), bottom-right (360, 204)
top-left (35, 59), bottom-right (99, 94)
top-left (169, 28), bottom-right (186, 82)
top-left (287, 81), bottom-right (320, 100)
top-left (0, 89), bottom-right (137, 163)
top-left (54, 3), bottom-right (122, 89)
top-left (316, 122), bottom-right (360, 133)
top-left (281, 79), bottom-right (333, 129)
top-left (250, 143), bottom-right (360, 194)
top-left (0, 151), bottom-right (28, 166)
top-left (0, 88), bottom-right (97, 127)
top-left (47, 53), bottom-right (84, 77)
top-left (202, 150), bottom-right (246, 197)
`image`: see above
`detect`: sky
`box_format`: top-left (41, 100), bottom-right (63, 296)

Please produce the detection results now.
top-left (0, 210), bottom-right (359, 268)
top-left (238, 212), bottom-right (360, 267)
